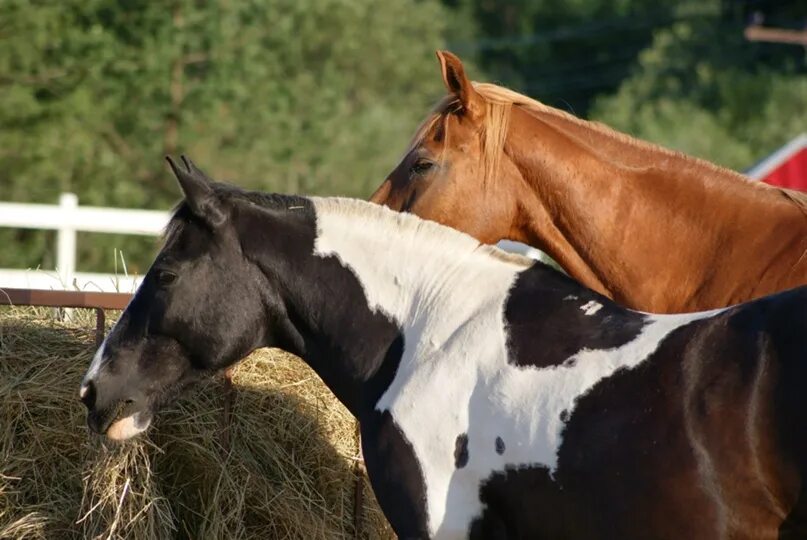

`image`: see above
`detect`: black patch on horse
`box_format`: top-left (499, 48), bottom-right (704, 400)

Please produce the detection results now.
top-left (469, 465), bottom-right (581, 539)
top-left (495, 436), bottom-right (505, 455)
top-left (470, 325), bottom-right (695, 539)
top-left (455, 433), bottom-right (469, 468)
top-left (504, 264), bottom-right (647, 368)
top-left (362, 410), bottom-right (431, 539)
top-left (232, 191), bottom-right (433, 535)
top-left (233, 194), bottom-right (406, 413)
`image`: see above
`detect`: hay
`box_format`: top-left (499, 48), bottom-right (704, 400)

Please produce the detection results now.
top-left (0, 307), bottom-right (394, 539)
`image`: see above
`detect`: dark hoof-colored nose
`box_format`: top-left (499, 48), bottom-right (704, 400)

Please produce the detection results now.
top-left (79, 380), bottom-right (96, 410)
top-left (84, 396), bottom-right (141, 436)
top-left (86, 410), bottom-right (112, 435)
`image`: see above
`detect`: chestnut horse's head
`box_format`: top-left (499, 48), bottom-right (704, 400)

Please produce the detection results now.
top-left (370, 51), bottom-right (528, 245)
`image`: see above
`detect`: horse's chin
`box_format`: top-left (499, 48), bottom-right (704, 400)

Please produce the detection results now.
top-left (106, 412), bottom-right (152, 441)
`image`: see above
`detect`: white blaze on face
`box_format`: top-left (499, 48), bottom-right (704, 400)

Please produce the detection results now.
top-left (81, 291), bottom-right (134, 395)
top-left (79, 318), bottom-right (153, 441)
top-left (80, 340), bottom-right (107, 397)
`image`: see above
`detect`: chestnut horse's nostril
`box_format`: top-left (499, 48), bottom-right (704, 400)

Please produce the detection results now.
top-left (79, 380), bottom-right (96, 409)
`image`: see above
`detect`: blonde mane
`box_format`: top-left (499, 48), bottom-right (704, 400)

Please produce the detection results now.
top-left (410, 81), bottom-right (789, 193)
top-left (478, 83), bottom-right (762, 182)
top-left (405, 90), bottom-right (510, 186)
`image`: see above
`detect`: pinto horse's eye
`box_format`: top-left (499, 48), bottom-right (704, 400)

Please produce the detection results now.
top-left (410, 158), bottom-right (435, 177)
top-left (155, 270), bottom-right (178, 287)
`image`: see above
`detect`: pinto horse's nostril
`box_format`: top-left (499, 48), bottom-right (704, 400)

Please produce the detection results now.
top-left (79, 380), bottom-right (96, 410)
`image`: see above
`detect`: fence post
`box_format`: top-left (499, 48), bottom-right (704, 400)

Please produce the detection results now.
top-left (57, 193), bottom-right (78, 288)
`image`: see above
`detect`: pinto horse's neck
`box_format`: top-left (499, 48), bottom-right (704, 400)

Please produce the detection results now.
top-left (504, 105), bottom-right (807, 313)
top-left (236, 197), bottom-right (530, 418)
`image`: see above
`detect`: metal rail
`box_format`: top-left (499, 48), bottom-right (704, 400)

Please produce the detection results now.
top-left (0, 287), bottom-right (131, 346)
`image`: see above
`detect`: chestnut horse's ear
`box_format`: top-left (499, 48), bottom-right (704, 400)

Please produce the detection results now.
top-left (436, 50), bottom-right (483, 119)
top-left (165, 155), bottom-right (226, 228)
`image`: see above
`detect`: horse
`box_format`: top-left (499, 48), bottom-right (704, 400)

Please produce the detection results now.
top-left (370, 51), bottom-right (807, 314)
top-left (80, 156), bottom-right (807, 539)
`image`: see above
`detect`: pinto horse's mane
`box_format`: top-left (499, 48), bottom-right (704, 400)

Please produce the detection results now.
top-left (312, 196), bottom-right (534, 268)
top-left (163, 183), bottom-right (311, 241)
top-left (164, 183), bottom-right (534, 269)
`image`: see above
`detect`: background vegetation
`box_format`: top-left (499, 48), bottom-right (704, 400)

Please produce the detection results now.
top-left (1, 0), bottom-right (805, 274)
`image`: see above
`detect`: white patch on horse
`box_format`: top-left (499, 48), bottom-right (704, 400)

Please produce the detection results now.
top-left (81, 293), bottom-right (134, 393)
top-left (563, 294), bottom-right (578, 301)
top-left (311, 197), bottom-right (722, 539)
top-left (580, 300), bottom-right (603, 315)
top-left (81, 340), bottom-right (107, 392)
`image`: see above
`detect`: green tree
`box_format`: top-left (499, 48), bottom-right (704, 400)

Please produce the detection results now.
top-left (0, 0), bottom-right (448, 274)
top-left (445, 0), bottom-right (683, 115)
top-left (442, 0), bottom-right (806, 120)
top-left (591, 4), bottom-right (807, 170)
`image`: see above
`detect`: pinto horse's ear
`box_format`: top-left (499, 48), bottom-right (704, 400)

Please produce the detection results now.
top-left (436, 50), bottom-right (483, 120)
top-left (165, 155), bottom-right (226, 228)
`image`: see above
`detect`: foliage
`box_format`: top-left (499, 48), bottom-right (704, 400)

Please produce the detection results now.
top-left (1, 0), bottom-right (805, 275)
top-left (0, 0), bottom-right (447, 273)
top-left (447, 0), bottom-right (682, 115)
top-left (590, 7), bottom-right (807, 170)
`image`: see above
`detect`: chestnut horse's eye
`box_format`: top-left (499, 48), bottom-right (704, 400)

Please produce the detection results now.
top-left (410, 158), bottom-right (435, 177)
top-left (155, 270), bottom-right (178, 287)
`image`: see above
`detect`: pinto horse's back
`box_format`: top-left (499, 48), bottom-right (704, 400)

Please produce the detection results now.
top-left (764, 285), bottom-right (807, 538)
top-left (725, 284), bottom-right (807, 450)
top-left (547, 285), bottom-right (807, 539)
top-left (761, 286), bottom-right (807, 538)
top-left (696, 285), bottom-right (807, 538)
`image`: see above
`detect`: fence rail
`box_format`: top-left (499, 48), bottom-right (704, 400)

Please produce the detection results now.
top-left (0, 269), bottom-right (142, 293)
top-left (0, 193), bottom-right (548, 293)
top-left (0, 194), bottom-right (170, 291)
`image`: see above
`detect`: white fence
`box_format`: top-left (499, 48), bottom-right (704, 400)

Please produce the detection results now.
top-left (0, 194), bottom-right (170, 292)
top-left (0, 193), bottom-right (547, 293)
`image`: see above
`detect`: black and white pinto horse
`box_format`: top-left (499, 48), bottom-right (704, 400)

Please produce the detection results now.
top-left (80, 157), bottom-right (807, 539)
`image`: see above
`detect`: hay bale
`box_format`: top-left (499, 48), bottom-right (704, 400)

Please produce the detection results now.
top-left (0, 307), bottom-right (393, 539)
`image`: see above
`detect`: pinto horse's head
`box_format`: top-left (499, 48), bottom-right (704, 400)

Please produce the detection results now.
top-left (370, 51), bottom-right (526, 246)
top-left (79, 157), bottom-right (286, 440)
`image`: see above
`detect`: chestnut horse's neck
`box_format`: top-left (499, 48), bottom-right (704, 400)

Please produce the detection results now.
top-left (502, 104), bottom-right (807, 313)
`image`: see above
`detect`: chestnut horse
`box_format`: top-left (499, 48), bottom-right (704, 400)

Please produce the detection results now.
top-left (370, 51), bottom-right (807, 313)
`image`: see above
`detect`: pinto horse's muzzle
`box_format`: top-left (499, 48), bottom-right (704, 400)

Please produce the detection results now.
top-left (80, 377), bottom-right (153, 440)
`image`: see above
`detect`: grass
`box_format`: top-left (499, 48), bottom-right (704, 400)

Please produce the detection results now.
top-left (0, 306), bottom-right (393, 539)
